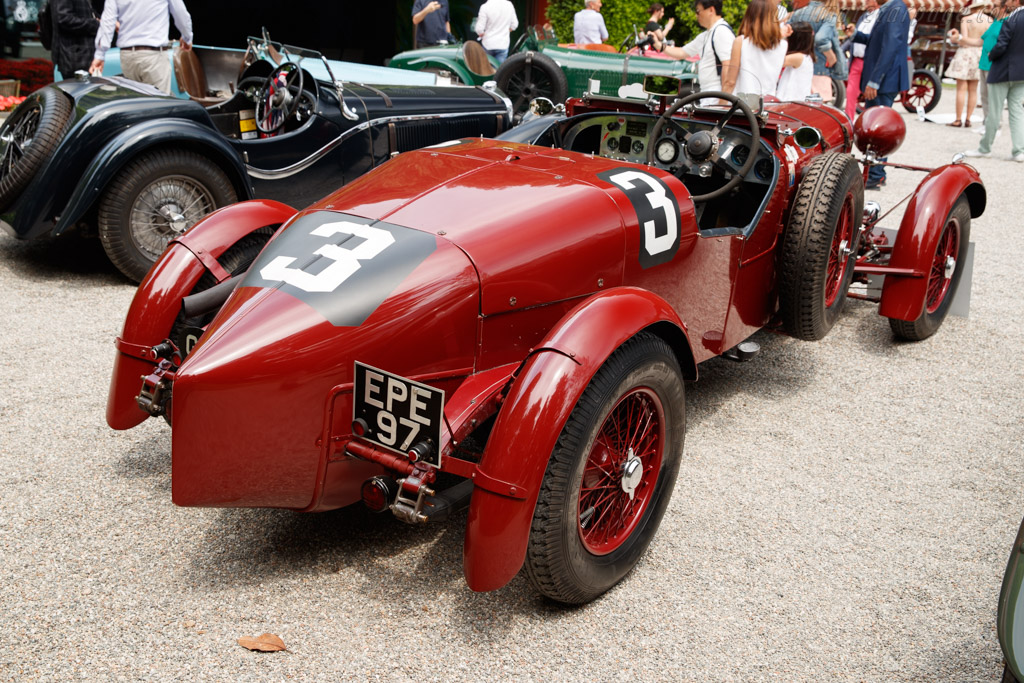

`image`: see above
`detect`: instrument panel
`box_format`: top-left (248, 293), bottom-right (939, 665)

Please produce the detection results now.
top-left (578, 114), bottom-right (777, 185)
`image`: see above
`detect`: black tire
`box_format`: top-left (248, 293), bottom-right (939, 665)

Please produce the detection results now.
top-left (829, 76), bottom-right (845, 110)
top-left (98, 149), bottom-right (238, 283)
top-left (778, 152), bottom-right (864, 341)
top-left (1003, 663), bottom-right (1021, 683)
top-left (494, 51), bottom-right (568, 122)
top-left (165, 226), bottom-right (276, 424)
top-left (901, 69), bottom-right (941, 114)
top-left (525, 332), bottom-right (685, 604)
top-left (0, 86), bottom-right (72, 213)
top-left (170, 226), bottom-right (276, 342)
top-left (888, 196), bottom-right (970, 341)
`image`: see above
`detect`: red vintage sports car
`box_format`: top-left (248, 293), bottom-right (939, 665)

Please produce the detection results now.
top-left (107, 83), bottom-right (984, 604)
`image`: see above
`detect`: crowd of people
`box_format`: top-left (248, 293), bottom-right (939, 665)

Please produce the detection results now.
top-left (952, 0), bottom-right (1024, 161)
top-left (570, 0), bottom-right (1023, 165)
top-left (41, 0), bottom-right (191, 93)
top-left (40, 0), bottom-right (1023, 164)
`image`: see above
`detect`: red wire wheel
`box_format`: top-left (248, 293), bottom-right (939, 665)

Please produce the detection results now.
top-left (925, 218), bottom-right (959, 314)
top-left (525, 332), bottom-right (685, 604)
top-left (900, 69), bottom-right (941, 114)
top-left (889, 195), bottom-right (972, 341)
top-left (577, 387), bottom-right (665, 555)
top-left (824, 193), bottom-right (856, 308)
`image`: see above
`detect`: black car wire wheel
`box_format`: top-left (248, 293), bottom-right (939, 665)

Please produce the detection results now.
top-left (0, 87), bottom-right (73, 213)
top-left (99, 149), bottom-right (237, 282)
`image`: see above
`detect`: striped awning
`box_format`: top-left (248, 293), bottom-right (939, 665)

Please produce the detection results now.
top-left (839, 0), bottom-right (972, 10)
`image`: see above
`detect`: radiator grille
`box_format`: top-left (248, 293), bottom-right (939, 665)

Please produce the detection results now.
top-left (395, 116), bottom-right (496, 152)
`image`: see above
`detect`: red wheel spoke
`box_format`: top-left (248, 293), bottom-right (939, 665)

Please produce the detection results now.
top-left (578, 388), bottom-right (665, 555)
top-left (925, 220), bottom-right (958, 312)
top-left (825, 194), bottom-right (854, 306)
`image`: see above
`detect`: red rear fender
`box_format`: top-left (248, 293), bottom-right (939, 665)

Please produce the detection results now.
top-left (879, 165), bottom-right (984, 321)
top-left (105, 200), bottom-right (297, 430)
top-left (463, 287), bottom-right (695, 592)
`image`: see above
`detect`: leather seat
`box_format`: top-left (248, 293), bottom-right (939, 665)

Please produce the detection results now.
top-left (173, 48), bottom-right (227, 106)
top-left (462, 40), bottom-right (496, 77)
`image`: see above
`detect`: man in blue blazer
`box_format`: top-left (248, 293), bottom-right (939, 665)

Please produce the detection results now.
top-left (968, 4), bottom-right (1024, 161)
top-left (860, 0), bottom-right (911, 187)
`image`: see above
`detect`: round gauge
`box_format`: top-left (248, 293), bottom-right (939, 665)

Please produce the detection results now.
top-left (632, 139), bottom-right (645, 155)
top-left (754, 158), bottom-right (774, 181)
top-left (655, 139), bottom-right (678, 164)
top-left (731, 144), bottom-right (750, 166)
top-left (607, 137), bottom-right (619, 151)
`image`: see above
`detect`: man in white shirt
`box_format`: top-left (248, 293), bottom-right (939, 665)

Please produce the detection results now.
top-left (664, 0), bottom-right (735, 97)
top-left (573, 0), bottom-right (609, 45)
top-left (476, 0), bottom-right (519, 64)
top-left (89, 0), bottom-right (193, 95)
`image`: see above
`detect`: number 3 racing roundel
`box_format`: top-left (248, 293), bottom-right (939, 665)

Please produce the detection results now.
top-left (241, 212), bottom-right (436, 327)
top-left (599, 168), bottom-right (681, 269)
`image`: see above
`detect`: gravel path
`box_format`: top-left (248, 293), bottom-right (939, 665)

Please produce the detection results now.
top-left (1, 90), bottom-right (1021, 682)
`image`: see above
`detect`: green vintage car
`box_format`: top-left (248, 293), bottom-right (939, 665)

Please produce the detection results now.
top-left (388, 26), bottom-right (696, 118)
top-left (999, 515), bottom-right (1024, 682)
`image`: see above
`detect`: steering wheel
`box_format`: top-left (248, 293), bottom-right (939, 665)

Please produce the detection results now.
top-left (255, 62), bottom-right (304, 134)
top-left (646, 90), bottom-right (761, 203)
top-left (619, 27), bottom-right (640, 53)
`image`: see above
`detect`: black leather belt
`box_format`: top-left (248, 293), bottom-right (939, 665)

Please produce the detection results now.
top-left (123, 46), bottom-right (166, 51)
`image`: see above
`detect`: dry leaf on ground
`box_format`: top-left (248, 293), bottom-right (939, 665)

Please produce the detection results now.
top-left (237, 633), bottom-right (287, 652)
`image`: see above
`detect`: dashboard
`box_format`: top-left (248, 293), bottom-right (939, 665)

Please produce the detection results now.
top-left (563, 114), bottom-right (777, 186)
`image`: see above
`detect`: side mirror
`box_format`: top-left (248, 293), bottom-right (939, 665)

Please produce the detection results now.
top-left (643, 75), bottom-right (682, 97)
top-left (529, 97), bottom-right (555, 117)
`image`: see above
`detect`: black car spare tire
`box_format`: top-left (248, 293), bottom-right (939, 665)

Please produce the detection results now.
top-left (778, 152), bottom-right (864, 341)
top-left (525, 332), bottom-right (685, 604)
top-left (495, 51), bottom-right (568, 121)
top-left (98, 149), bottom-right (238, 282)
top-left (0, 87), bottom-right (73, 213)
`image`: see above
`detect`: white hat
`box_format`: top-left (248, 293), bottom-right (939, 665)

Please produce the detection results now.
top-left (967, 0), bottom-right (991, 10)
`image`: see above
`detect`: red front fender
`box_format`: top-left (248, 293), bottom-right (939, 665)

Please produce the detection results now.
top-left (105, 200), bottom-right (296, 430)
top-left (462, 287), bottom-right (696, 592)
top-left (879, 164), bottom-right (984, 321)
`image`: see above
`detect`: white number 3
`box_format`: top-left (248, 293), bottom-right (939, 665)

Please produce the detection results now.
top-left (260, 220), bottom-right (395, 293)
top-left (607, 170), bottom-right (678, 257)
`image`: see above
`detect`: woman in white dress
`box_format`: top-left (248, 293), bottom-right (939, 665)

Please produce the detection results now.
top-left (726, 0), bottom-right (788, 98)
top-left (945, 0), bottom-right (994, 127)
top-left (777, 22), bottom-right (815, 101)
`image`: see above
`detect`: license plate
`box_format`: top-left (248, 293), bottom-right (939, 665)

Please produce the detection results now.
top-left (353, 362), bottom-right (445, 467)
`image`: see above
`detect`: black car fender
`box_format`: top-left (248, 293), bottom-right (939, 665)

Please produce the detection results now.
top-left (54, 118), bottom-right (254, 237)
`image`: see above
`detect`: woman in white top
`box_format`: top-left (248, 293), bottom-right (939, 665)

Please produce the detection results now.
top-left (726, 0), bottom-right (788, 98)
top-left (777, 22), bottom-right (815, 101)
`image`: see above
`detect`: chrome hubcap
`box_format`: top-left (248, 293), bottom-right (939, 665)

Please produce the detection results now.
top-left (620, 448), bottom-right (642, 501)
top-left (130, 176), bottom-right (215, 260)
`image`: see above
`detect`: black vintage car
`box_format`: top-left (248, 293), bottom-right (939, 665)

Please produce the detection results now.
top-left (0, 40), bottom-right (512, 281)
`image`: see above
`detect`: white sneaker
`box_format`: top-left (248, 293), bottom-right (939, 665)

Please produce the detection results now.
top-left (1013, 153), bottom-right (1024, 162)
top-left (963, 149), bottom-right (991, 157)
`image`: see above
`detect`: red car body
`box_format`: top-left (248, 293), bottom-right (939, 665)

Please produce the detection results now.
top-left (107, 91), bottom-right (984, 603)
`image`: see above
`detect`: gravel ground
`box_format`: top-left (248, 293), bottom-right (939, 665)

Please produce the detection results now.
top-left (1, 90), bottom-right (1021, 682)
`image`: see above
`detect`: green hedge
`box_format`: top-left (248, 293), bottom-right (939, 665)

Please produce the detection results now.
top-left (546, 0), bottom-right (750, 49)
